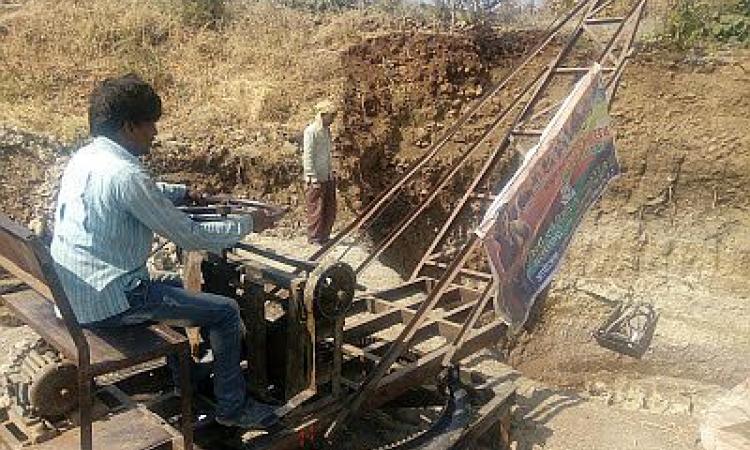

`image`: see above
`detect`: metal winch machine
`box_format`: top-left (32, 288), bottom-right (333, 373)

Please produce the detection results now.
top-left (1, 1), bottom-right (657, 448)
top-left (1, 201), bottom-right (513, 450)
top-left (0, 214), bottom-right (359, 449)
top-left (179, 201), bottom-right (359, 406)
top-left (200, 241), bottom-right (357, 405)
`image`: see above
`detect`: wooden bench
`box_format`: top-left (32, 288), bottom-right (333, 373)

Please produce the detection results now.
top-left (0, 214), bottom-right (193, 450)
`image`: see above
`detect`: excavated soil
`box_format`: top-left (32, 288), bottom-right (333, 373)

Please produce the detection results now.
top-left (336, 29), bottom-right (543, 202)
top-left (508, 48), bottom-right (750, 415)
top-left (1, 8), bottom-right (749, 448)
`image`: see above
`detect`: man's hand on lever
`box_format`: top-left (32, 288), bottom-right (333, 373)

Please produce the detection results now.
top-left (185, 188), bottom-right (210, 206)
top-left (179, 190), bottom-right (287, 231)
top-left (246, 207), bottom-right (282, 232)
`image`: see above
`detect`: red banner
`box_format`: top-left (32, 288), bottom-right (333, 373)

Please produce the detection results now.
top-left (477, 64), bottom-right (619, 330)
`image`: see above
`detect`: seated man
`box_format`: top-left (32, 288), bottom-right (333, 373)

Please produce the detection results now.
top-left (51, 73), bottom-right (276, 429)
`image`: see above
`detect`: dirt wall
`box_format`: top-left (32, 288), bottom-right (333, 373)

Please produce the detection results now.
top-left (509, 49), bottom-right (750, 410)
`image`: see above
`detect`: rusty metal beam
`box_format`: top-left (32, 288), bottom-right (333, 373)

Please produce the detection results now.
top-left (343, 309), bottom-right (403, 342)
top-left (606, 1), bottom-right (647, 101)
top-left (421, 261), bottom-right (493, 282)
top-left (365, 320), bottom-right (506, 409)
top-left (352, 66), bottom-right (545, 275)
top-left (325, 235), bottom-right (482, 438)
top-left (251, 321), bottom-right (507, 450)
top-left (595, 0), bottom-right (643, 63)
top-left (411, 0), bottom-right (645, 281)
top-left (451, 383), bottom-right (516, 450)
top-left (308, 0), bottom-right (593, 264)
top-left (444, 282), bottom-right (497, 365)
top-left (410, 14), bottom-right (593, 279)
top-left (588, 0), bottom-right (617, 17)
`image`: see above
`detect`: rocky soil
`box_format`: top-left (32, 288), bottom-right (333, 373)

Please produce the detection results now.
top-left (505, 47), bottom-right (750, 447)
top-left (0, 127), bottom-right (73, 224)
top-left (1, 4), bottom-right (749, 448)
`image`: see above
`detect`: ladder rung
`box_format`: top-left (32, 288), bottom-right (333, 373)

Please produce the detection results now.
top-left (422, 261), bottom-right (493, 281)
top-left (427, 249), bottom-right (459, 261)
top-left (511, 129), bottom-right (544, 137)
top-left (469, 192), bottom-right (497, 201)
top-left (554, 67), bottom-right (617, 74)
top-left (515, 146), bottom-right (533, 158)
top-left (585, 17), bottom-right (624, 25)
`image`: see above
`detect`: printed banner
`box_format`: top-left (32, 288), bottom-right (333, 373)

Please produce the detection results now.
top-left (476, 64), bottom-right (619, 330)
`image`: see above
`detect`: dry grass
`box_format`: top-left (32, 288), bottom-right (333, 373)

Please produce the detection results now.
top-left (0, 0), bottom-right (390, 141)
top-left (0, 0), bottom-right (687, 143)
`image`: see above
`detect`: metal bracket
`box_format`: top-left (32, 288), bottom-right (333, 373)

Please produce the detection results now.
top-left (593, 301), bottom-right (659, 358)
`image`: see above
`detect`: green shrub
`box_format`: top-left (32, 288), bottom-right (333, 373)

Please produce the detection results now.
top-left (711, 12), bottom-right (750, 42)
top-left (664, 0), bottom-right (710, 48)
top-left (663, 0), bottom-right (750, 48)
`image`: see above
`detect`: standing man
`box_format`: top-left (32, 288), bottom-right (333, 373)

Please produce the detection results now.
top-left (303, 100), bottom-right (337, 245)
top-left (51, 73), bottom-right (277, 429)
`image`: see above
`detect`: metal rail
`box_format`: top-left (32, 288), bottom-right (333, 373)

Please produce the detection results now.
top-left (412, 0), bottom-right (647, 282)
top-left (309, 0), bottom-right (592, 264)
top-left (322, 0), bottom-right (648, 439)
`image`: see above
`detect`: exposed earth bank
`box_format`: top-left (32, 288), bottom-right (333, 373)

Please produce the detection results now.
top-left (1, 4), bottom-right (749, 448)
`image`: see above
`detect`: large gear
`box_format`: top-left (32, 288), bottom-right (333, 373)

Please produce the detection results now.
top-left (2, 337), bottom-right (78, 419)
top-left (304, 261), bottom-right (356, 321)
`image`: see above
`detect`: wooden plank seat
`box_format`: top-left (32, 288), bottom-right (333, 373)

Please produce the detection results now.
top-left (3, 289), bottom-right (185, 376)
top-left (0, 213), bottom-right (193, 450)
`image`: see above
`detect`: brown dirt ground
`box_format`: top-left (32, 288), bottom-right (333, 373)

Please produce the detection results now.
top-left (2, 1), bottom-right (750, 448)
top-left (508, 47), bottom-right (750, 418)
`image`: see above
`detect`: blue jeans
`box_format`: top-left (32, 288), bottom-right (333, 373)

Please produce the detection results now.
top-left (87, 276), bottom-right (246, 419)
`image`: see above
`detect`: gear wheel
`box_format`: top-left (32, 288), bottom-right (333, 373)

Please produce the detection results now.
top-left (304, 261), bottom-right (356, 321)
top-left (2, 337), bottom-right (78, 419)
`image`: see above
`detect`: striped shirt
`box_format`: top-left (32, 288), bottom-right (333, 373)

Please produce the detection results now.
top-left (51, 137), bottom-right (252, 324)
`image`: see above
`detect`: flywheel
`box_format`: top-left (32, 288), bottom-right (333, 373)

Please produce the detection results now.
top-left (3, 338), bottom-right (78, 419)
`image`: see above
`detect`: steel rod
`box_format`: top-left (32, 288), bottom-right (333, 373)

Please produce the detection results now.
top-left (583, 24), bottom-right (621, 66)
top-left (308, 0), bottom-right (592, 263)
top-left (585, 17), bottom-right (625, 24)
top-left (235, 242), bottom-right (317, 271)
top-left (411, 0), bottom-right (643, 281)
top-left (411, 2), bottom-right (593, 280)
top-left (588, 0), bottom-right (617, 17)
top-left (325, 235), bottom-right (480, 440)
top-left (366, 1), bottom-right (599, 279)
top-left (607, 3), bottom-right (646, 99)
top-left (443, 281), bottom-right (496, 365)
top-left (595, 0), bottom-right (643, 63)
top-left (353, 66), bottom-right (550, 275)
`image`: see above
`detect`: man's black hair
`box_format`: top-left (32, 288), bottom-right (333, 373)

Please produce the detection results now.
top-left (88, 73), bottom-right (162, 138)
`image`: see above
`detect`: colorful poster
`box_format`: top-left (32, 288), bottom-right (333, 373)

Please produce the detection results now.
top-left (476, 64), bottom-right (619, 330)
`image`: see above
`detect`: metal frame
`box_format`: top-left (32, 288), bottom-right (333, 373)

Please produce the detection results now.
top-left (310, 0), bottom-right (591, 264)
top-left (314, 0), bottom-right (647, 438)
top-left (0, 1), bottom-right (646, 447)
top-left (311, 0), bottom-right (646, 282)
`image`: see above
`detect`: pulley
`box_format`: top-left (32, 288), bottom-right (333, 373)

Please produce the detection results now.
top-left (304, 260), bottom-right (356, 321)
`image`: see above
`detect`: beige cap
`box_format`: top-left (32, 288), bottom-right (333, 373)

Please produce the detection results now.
top-left (314, 99), bottom-right (338, 115)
